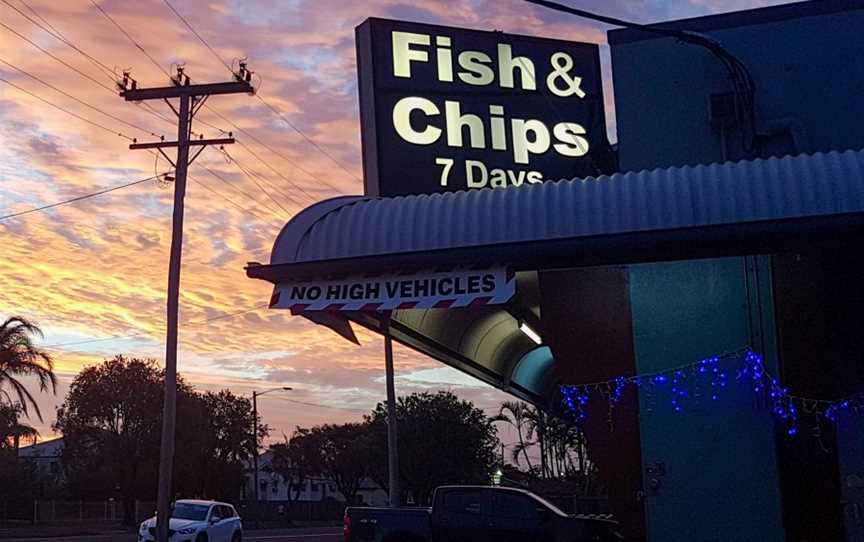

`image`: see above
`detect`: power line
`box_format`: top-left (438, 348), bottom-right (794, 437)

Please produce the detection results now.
top-left (221, 148), bottom-right (298, 215)
top-left (0, 72), bottom-right (281, 227)
top-left (234, 138), bottom-right (319, 203)
top-left (0, 18), bottom-right (116, 93)
top-left (3, 0), bottom-right (115, 82)
top-left (0, 66), bottom-right (284, 229)
top-left (0, 75), bottom-right (134, 139)
top-left (194, 112), bottom-right (324, 206)
top-left (88, 0), bottom-right (170, 78)
top-left (223, 145), bottom-right (312, 208)
top-left (0, 173), bottom-right (161, 222)
top-left (3, 0), bottom-right (180, 133)
top-left (104, 0), bottom-right (350, 196)
top-left (0, 55), bottom-right (161, 137)
top-left (84, 0), bottom-right (225, 139)
top-left (0, 58), bottom-right (280, 243)
top-left (203, 106), bottom-right (347, 196)
top-left (189, 174), bottom-right (274, 222)
top-left (275, 396), bottom-right (369, 414)
top-left (160, 0), bottom-right (231, 72)
top-left (189, 172), bottom-right (280, 224)
top-left (194, 164), bottom-right (285, 220)
top-left (157, 0), bottom-right (361, 184)
top-left (253, 94), bottom-right (362, 182)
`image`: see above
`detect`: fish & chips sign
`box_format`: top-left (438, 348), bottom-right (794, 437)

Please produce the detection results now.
top-left (271, 268), bottom-right (515, 312)
top-left (356, 18), bottom-right (607, 197)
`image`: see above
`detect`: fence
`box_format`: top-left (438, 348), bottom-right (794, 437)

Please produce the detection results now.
top-left (0, 499), bottom-right (33, 525)
top-left (33, 500), bottom-right (123, 524)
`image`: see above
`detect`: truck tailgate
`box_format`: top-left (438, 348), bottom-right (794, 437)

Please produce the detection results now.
top-left (346, 507), bottom-right (431, 542)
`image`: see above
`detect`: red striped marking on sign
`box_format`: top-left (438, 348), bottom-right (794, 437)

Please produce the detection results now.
top-left (434, 299), bottom-right (455, 309)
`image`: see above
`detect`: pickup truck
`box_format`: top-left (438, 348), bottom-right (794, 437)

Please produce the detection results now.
top-left (344, 485), bottom-right (622, 542)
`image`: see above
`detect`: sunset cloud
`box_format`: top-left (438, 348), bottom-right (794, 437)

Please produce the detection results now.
top-left (1, 0), bottom-right (780, 440)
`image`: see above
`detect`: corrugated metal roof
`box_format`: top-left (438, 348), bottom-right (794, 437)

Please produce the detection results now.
top-left (270, 149), bottom-right (864, 266)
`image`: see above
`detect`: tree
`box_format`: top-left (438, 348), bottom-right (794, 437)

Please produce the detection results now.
top-left (299, 423), bottom-right (372, 504)
top-left (54, 355), bottom-right (267, 523)
top-left (367, 391), bottom-right (499, 505)
top-left (495, 401), bottom-right (594, 480)
top-left (0, 316), bottom-right (57, 420)
top-left (174, 390), bottom-right (267, 501)
top-left (0, 402), bottom-right (39, 451)
top-left (492, 401), bottom-right (535, 472)
top-left (270, 429), bottom-right (319, 503)
top-left (54, 356), bottom-right (165, 524)
top-left (0, 403), bottom-right (64, 505)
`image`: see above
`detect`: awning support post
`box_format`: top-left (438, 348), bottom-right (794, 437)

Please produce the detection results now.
top-left (382, 313), bottom-right (401, 507)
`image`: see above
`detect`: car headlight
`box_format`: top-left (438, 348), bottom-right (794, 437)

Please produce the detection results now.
top-left (178, 527), bottom-right (198, 535)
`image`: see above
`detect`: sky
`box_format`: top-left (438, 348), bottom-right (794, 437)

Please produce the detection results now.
top-left (0, 0), bottom-right (790, 452)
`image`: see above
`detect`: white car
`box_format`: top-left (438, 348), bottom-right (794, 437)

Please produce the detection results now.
top-left (139, 500), bottom-right (243, 542)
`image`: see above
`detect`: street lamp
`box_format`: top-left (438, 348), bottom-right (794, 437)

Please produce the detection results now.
top-left (252, 387), bottom-right (292, 523)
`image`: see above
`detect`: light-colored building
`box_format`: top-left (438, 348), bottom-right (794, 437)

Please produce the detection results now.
top-left (244, 450), bottom-right (388, 506)
top-left (17, 437), bottom-right (64, 478)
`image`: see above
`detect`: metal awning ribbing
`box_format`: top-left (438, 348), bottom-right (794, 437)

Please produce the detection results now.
top-left (248, 149), bottom-right (864, 283)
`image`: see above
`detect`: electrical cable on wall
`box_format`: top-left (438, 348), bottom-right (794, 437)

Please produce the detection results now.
top-left (524, 0), bottom-right (759, 154)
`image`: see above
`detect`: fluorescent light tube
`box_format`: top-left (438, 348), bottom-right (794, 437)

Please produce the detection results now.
top-left (519, 322), bottom-right (542, 344)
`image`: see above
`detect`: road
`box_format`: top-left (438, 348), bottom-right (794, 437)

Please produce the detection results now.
top-left (0, 527), bottom-right (343, 542)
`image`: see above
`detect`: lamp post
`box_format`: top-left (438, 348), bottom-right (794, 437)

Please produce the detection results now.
top-left (252, 387), bottom-right (292, 525)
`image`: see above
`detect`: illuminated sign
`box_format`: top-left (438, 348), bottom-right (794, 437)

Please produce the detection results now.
top-left (270, 267), bottom-right (515, 312)
top-left (356, 18), bottom-right (608, 197)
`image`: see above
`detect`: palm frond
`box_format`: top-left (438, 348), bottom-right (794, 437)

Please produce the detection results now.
top-left (0, 316), bottom-right (56, 420)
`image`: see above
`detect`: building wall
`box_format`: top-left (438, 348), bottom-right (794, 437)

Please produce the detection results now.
top-left (17, 438), bottom-right (64, 478)
top-left (610, 1), bottom-right (864, 171)
top-left (244, 452), bottom-right (388, 507)
top-left (254, 475), bottom-right (387, 507)
top-left (608, 3), bottom-right (864, 540)
top-left (628, 257), bottom-right (784, 541)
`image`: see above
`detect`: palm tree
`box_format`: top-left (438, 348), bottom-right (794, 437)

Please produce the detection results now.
top-left (524, 406), bottom-right (549, 478)
top-left (0, 316), bottom-right (57, 420)
top-left (0, 402), bottom-right (39, 450)
top-left (492, 401), bottom-right (535, 472)
top-left (523, 405), bottom-right (592, 479)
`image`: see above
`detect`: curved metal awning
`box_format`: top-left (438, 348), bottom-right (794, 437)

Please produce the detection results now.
top-left (251, 149), bottom-right (864, 282)
top-left (247, 149), bottom-right (864, 404)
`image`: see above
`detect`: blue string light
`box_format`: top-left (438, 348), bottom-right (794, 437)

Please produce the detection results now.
top-left (610, 376), bottom-right (627, 406)
top-left (561, 385), bottom-right (590, 423)
top-left (559, 349), bottom-right (859, 437)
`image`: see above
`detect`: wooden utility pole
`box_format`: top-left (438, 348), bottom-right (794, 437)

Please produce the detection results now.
top-left (120, 65), bottom-right (254, 542)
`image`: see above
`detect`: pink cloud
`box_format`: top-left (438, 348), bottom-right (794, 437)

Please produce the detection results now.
top-left (1, 0), bottom-right (768, 435)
